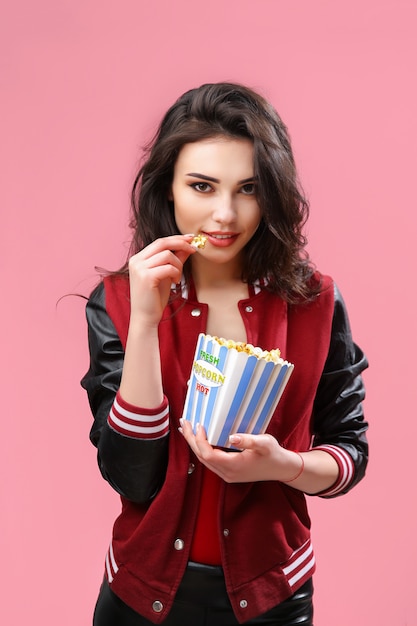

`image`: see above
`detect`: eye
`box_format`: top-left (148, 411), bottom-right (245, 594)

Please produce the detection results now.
top-left (190, 182), bottom-right (212, 193)
top-left (240, 182), bottom-right (256, 195)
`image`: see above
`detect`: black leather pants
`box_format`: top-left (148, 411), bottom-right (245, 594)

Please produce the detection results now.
top-left (93, 562), bottom-right (313, 625)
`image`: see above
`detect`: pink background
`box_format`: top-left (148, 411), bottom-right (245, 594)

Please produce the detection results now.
top-left (2, 1), bottom-right (416, 624)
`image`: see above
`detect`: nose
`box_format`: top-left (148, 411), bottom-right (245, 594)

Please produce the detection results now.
top-left (211, 193), bottom-right (237, 225)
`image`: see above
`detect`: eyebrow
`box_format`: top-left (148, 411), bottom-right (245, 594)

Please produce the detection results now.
top-left (185, 173), bottom-right (256, 184)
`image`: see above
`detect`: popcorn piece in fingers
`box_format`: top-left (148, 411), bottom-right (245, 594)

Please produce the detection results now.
top-left (190, 234), bottom-right (208, 249)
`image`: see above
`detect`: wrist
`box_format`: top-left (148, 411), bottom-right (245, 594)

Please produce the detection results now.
top-left (282, 451), bottom-right (304, 483)
top-left (126, 318), bottom-right (161, 347)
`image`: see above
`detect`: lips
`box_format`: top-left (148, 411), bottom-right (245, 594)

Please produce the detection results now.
top-left (203, 231), bottom-right (239, 247)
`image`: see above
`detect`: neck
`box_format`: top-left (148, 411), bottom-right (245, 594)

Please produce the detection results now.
top-left (190, 254), bottom-right (244, 290)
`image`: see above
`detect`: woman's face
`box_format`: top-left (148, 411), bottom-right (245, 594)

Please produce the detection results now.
top-left (171, 137), bottom-right (261, 267)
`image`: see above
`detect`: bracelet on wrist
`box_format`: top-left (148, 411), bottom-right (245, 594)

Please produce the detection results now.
top-left (283, 452), bottom-right (304, 483)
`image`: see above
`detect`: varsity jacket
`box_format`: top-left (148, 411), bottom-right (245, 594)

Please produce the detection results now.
top-left (81, 273), bottom-right (368, 624)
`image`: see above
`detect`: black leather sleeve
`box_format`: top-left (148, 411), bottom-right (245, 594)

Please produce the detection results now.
top-left (80, 283), bottom-right (169, 503)
top-left (312, 284), bottom-right (369, 497)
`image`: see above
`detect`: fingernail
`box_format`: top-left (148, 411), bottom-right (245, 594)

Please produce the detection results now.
top-left (229, 434), bottom-right (241, 444)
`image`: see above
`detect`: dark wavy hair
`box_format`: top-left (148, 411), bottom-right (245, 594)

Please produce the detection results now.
top-left (123, 82), bottom-right (320, 302)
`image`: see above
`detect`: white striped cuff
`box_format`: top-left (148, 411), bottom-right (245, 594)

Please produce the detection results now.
top-left (105, 541), bottom-right (119, 583)
top-left (282, 538), bottom-right (316, 589)
top-left (313, 444), bottom-right (355, 496)
top-left (107, 391), bottom-right (170, 440)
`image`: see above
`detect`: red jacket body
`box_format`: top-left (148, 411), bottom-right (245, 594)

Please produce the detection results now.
top-left (81, 274), bottom-right (368, 623)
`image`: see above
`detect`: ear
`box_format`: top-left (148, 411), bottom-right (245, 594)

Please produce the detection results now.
top-left (167, 186), bottom-right (173, 202)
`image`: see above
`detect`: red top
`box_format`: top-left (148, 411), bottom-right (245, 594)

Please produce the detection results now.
top-left (189, 467), bottom-right (222, 564)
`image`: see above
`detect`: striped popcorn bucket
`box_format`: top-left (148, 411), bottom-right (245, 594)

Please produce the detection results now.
top-left (182, 333), bottom-right (294, 448)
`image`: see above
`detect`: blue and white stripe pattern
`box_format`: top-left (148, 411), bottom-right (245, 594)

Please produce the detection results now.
top-left (182, 334), bottom-right (293, 447)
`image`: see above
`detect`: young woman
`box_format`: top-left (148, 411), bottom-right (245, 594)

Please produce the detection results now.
top-left (81, 82), bottom-right (368, 625)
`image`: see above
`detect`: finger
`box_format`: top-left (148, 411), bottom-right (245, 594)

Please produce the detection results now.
top-left (179, 420), bottom-right (220, 467)
top-left (130, 240), bottom-right (195, 281)
top-left (228, 433), bottom-right (275, 454)
top-left (178, 418), bottom-right (200, 453)
top-left (139, 235), bottom-right (196, 260)
top-left (193, 423), bottom-right (216, 456)
top-left (179, 417), bottom-right (192, 438)
top-left (130, 249), bottom-right (183, 271)
top-left (173, 235), bottom-right (197, 265)
top-left (129, 252), bottom-right (185, 287)
top-left (181, 421), bottom-right (211, 453)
